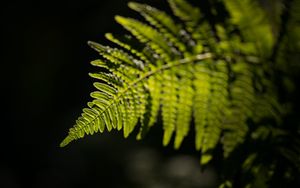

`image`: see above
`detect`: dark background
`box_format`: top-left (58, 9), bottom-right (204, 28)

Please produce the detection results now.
top-left (1, 0), bottom-right (216, 187)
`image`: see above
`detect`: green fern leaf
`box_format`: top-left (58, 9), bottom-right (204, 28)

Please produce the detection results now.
top-left (168, 0), bottom-right (201, 27)
top-left (115, 16), bottom-right (173, 61)
top-left (174, 65), bottom-right (194, 149)
top-left (61, 0), bottom-right (283, 168)
top-left (128, 2), bottom-right (186, 54)
top-left (224, 0), bottom-right (274, 56)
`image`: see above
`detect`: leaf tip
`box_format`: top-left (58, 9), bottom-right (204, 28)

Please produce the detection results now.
top-left (87, 41), bottom-right (104, 52)
top-left (128, 2), bottom-right (142, 11)
top-left (60, 136), bottom-right (71, 148)
top-left (174, 135), bottom-right (184, 149)
top-left (200, 154), bottom-right (212, 165)
top-left (127, 2), bottom-right (136, 8)
top-left (163, 130), bottom-right (173, 146)
top-left (104, 33), bottom-right (113, 40)
top-left (115, 15), bottom-right (127, 25)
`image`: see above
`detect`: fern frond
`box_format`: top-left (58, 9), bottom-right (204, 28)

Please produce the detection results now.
top-left (128, 2), bottom-right (186, 54)
top-left (61, 0), bottom-right (284, 169)
top-left (168, 0), bottom-right (201, 27)
top-left (136, 75), bottom-right (162, 140)
top-left (193, 60), bottom-right (230, 163)
top-left (224, 0), bottom-right (274, 56)
top-left (193, 62), bottom-right (211, 151)
top-left (105, 33), bottom-right (151, 65)
top-left (60, 52), bottom-right (212, 147)
top-left (161, 70), bottom-right (178, 146)
top-left (174, 65), bottom-right (194, 149)
top-left (115, 16), bottom-right (173, 61)
top-left (222, 61), bottom-right (255, 157)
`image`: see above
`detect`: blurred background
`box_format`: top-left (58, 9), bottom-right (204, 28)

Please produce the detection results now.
top-left (1, 0), bottom-right (217, 187)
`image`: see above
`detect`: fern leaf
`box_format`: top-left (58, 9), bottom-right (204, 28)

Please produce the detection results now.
top-left (128, 2), bottom-right (186, 53)
top-left (168, 0), bottom-right (201, 48)
top-left (115, 16), bottom-right (173, 61)
top-left (105, 33), bottom-right (151, 65)
top-left (161, 70), bottom-right (178, 146)
top-left (174, 66), bottom-right (194, 149)
top-left (224, 0), bottom-right (274, 56)
top-left (136, 75), bottom-right (162, 140)
top-left (61, 1), bottom-right (284, 170)
top-left (193, 60), bottom-right (229, 163)
top-left (222, 61), bottom-right (255, 157)
top-left (193, 62), bottom-right (211, 151)
top-left (61, 51), bottom-right (212, 147)
top-left (168, 0), bottom-right (201, 26)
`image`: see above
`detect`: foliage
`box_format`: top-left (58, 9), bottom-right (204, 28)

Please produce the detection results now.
top-left (61, 0), bottom-right (300, 186)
